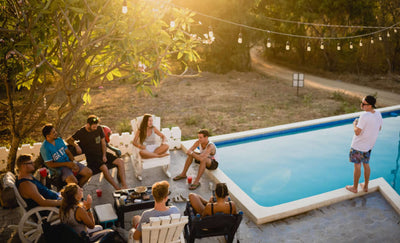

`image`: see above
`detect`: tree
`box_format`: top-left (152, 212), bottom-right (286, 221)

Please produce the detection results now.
top-left (0, 0), bottom-right (201, 172)
top-left (172, 0), bottom-right (256, 73)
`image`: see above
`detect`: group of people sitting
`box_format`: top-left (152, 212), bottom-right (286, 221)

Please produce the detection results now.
top-left (40, 115), bottom-right (128, 191)
top-left (15, 113), bottom-right (235, 242)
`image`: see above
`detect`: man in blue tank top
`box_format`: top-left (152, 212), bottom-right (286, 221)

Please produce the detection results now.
top-left (16, 154), bottom-right (61, 210)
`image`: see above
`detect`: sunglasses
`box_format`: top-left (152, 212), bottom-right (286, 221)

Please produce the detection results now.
top-left (23, 162), bottom-right (34, 165)
top-left (361, 102), bottom-right (370, 106)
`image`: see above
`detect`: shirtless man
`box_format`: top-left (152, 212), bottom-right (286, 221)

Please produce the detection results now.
top-left (173, 129), bottom-right (218, 190)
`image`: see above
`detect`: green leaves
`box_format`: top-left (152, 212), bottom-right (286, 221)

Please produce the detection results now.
top-left (82, 88), bottom-right (91, 105)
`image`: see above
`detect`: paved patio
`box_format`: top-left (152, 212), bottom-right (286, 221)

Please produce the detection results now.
top-left (1, 150), bottom-right (400, 242)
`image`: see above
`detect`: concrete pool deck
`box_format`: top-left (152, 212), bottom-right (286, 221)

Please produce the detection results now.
top-left (180, 105), bottom-right (400, 226)
top-left (0, 150), bottom-right (400, 242)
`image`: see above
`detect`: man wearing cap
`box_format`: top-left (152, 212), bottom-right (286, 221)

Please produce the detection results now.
top-left (67, 115), bottom-right (128, 190)
top-left (346, 95), bottom-right (382, 193)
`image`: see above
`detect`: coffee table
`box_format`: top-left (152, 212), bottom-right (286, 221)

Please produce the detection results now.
top-left (113, 187), bottom-right (155, 228)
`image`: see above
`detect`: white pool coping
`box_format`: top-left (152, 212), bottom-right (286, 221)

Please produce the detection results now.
top-left (181, 105), bottom-right (400, 224)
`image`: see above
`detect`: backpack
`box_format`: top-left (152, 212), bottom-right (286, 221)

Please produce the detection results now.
top-left (0, 172), bottom-right (18, 208)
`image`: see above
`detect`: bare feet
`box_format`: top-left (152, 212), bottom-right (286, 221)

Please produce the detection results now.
top-left (121, 184), bottom-right (128, 189)
top-left (360, 183), bottom-right (368, 192)
top-left (345, 185), bottom-right (357, 193)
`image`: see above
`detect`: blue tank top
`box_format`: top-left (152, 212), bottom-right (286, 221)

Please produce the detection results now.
top-left (16, 176), bottom-right (60, 210)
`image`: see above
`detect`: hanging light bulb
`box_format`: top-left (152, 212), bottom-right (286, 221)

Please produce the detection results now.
top-left (208, 26), bottom-right (214, 39)
top-left (306, 42), bottom-right (311, 52)
top-left (378, 35), bottom-right (382, 41)
top-left (359, 39), bottom-right (363, 47)
top-left (122, 0), bottom-right (128, 14)
top-left (337, 43), bottom-right (341, 51)
top-left (370, 37), bottom-right (374, 44)
top-left (285, 41), bottom-right (290, 51)
top-left (238, 32), bottom-right (243, 44)
top-left (320, 40), bottom-right (324, 50)
top-left (349, 41), bottom-right (353, 49)
top-left (266, 38), bottom-right (271, 48)
top-left (387, 31), bottom-right (390, 38)
top-left (394, 28), bottom-right (398, 33)
top-left (170, 21), bottom-right (175, 28)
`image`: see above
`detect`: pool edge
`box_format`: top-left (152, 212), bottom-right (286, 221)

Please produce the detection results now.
top-left (181, 104), bottom-right (400, 224)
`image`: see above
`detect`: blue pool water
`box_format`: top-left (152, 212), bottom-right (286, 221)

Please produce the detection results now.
top-left (216, 111), bottom-right (400, 207)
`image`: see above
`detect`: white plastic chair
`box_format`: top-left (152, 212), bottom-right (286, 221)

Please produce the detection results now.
top-left (130, 115), bottom-right (171, 181)
top-left (128, 214), bottom-right (188, 243)
top-left (5, 172), bottom-right (60, 243)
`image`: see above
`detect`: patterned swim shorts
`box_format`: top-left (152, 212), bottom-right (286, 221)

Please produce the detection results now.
top-left (349, 148), bottom-right (371, 164)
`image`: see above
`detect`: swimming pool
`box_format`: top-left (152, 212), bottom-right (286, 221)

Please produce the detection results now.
top-left (182, 105), bottom-right (400, 224)
top-left (216, 109), bottom-right (400, 207)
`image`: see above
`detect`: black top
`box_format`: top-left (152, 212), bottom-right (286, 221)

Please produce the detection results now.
top-left (211, 201), bottom-right (232, 215)
top-left (72, 126), bottom-right (105, 157)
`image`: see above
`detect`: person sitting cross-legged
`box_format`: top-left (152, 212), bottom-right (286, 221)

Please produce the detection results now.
top-left (131, 114), bottom-right (169, 159)
top-left (188, 182), bottom-right (237, 217)
top-left (131, 180), bottom-right (179, 241)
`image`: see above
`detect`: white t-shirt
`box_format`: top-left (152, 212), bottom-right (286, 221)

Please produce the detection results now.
top-left (351, 110), bottom-right (383, 152)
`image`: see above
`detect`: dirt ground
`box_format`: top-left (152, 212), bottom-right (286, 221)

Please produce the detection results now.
top-left (59, 70), bottom-right (362, 141)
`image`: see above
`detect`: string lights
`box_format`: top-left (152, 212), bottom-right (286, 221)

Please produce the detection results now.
top-left (122, 0), bottom-right (128, 14)
top-left (120, 1), bottom-right (400, 52)
top-left (238, 32), bottom-right (243, 44)
top-left (266, 38), bottom-right (272, 48)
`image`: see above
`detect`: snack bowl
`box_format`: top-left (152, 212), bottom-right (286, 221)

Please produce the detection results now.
top-left (134, 186), bottom-right (147, 194)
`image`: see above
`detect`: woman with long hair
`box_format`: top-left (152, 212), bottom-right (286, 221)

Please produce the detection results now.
top-left (188, 182), bottom-right (237, 217)
top-left (59, 183), bottom-right (113, 242)
top-left (132, 114), bottom-right (169, 159)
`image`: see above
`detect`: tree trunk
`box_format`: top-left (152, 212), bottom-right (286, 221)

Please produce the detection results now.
top-left (6, 136), bottom-right (21, 173)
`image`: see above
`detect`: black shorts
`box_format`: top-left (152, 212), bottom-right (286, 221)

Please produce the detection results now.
top-left (194, 158), bottom-right (219, 170)
top-left (86, 152), bottom-right (117, 174)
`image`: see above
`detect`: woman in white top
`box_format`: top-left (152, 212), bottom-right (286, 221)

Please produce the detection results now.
top-left (132, 114), bottom-right (169, 159)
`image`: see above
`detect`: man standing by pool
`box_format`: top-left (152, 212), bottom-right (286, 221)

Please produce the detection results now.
top-left (346, 95), bottom-right (382, 193)
top-left (173, 129), bottom-right (218, 190)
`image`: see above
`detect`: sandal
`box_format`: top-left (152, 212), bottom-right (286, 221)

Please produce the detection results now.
top-left (189, 183), bottom-right (201, 190)
top-left (180, 194), bottom-right (188, 202)
top-left (172, 195), bottom-right (185, 203)
top-left (173, 175), bottom-right (187, 181)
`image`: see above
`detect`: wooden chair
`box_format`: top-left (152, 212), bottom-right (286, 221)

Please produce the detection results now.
top-left (184, 202), bottom-right (243, 243)
top-left (5, 172), bottom-right (61, 243)
top-left (130, 115), bottom-right (171, 181)
top-left (128, 214), bottom-right (188, 243)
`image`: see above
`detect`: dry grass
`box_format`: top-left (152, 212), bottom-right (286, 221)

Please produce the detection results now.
top-left (0, 71), bottom-right (364, 145)
top-left (61, 71), bottom-right (360, 141)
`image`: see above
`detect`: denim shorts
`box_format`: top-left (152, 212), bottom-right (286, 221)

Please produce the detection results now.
top-left (349, 148), bottom-right (371, 164)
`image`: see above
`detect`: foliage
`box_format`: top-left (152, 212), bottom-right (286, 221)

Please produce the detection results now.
top-left (172, 0), bottom-right (256, 73)
top-left (254, 0), bottom-right (400, 74)
top-left (0, 0), bottom-right (201, 171)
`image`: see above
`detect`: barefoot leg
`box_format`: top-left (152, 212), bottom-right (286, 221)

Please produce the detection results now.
top-left (345, 185), bottom-right (358, 193)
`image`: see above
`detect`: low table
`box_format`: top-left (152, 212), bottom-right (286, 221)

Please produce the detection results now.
top-left (113, 187), bottom-right (156, 228)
